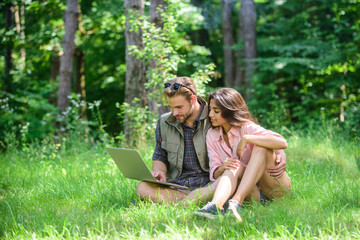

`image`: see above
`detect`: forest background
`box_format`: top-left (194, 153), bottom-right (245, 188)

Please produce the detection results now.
top-left (1, 0), bottom-right (359, 148)
top-left (1, 0), bottom-right (360, 239)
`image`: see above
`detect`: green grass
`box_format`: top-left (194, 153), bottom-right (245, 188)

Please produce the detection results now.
top-left (1, 127), bottom-right (360, 239)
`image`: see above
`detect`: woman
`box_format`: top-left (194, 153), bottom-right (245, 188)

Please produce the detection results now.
top-left (194, 88), bottom-right (291, 221)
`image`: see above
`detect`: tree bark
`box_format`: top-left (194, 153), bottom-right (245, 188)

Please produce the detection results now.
top-left (49, 48), bottom-right (60, 106)
top-left (124, 0), bottom-right (146, 146)
top-left (74, 48), bottom-right (87, 119)
top-left (57, 0), bottom-right (79, 112)
top-left (74, 5), bottom-right (87, 121)
top-left (4, 2), bottom-right (14, 93)
top-left (14, 3), bottom-right (26, 70)
top-left (148, 0), bottom-right (167, 115)
top-left (222, 0), bottom-right (235, 87)
top-left (240, 0), bottom-right (257, 99)
top-left (149, 0), bottom-right (166, 28)
top-left (50, 48), bottom-right (60, 82)
top-left (124, 0), bottom-right (146, 106)
top-left (235, 4), bottom-right (245, 88)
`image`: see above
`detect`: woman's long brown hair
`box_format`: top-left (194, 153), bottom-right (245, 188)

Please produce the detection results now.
top-left (208, 88), bottom-right (256, 127)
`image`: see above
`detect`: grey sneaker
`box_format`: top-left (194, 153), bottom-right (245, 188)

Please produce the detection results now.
top-left (129, 199), bottom-right (137, 206)
top-left (193, 202), bottom-right (224, 220)
top-left (225, 199), bottom-right (242, 222)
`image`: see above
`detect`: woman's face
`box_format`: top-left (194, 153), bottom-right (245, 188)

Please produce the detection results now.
top-left (209, 99), bottom-right (229, 127)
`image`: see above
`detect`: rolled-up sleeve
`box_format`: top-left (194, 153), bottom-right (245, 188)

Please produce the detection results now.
top-left (152, 119), bottom-right (168, 165)
top-left (243, 124), bottom-right (285, 140)
top-left (206, 129), bottom-right (223, 181)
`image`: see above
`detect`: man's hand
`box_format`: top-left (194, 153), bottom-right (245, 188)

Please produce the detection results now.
top-left (152, 160), bottom-right (168, 182)
top-left (268, 150), bottom-right (287, 178)
top-left (152, 171), bottom-right (167, 182)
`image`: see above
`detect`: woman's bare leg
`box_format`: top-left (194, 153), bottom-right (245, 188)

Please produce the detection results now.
top-left (231, 146), bottom-right (291, 204)
top-left (210, 165), bottom-right (245, 209)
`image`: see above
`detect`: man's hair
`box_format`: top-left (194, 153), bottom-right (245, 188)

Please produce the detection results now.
top-left (208, 88), bottom-right (256, 127)
top-left (162, 76), bottom-right (197, 101)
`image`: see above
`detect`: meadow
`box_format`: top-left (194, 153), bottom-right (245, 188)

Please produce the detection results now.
top-left (1, 125), bottom-right (360, 239)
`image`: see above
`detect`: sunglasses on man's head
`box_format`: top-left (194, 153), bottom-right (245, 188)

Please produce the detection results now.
top-left (164, 82), bottom-right (195, 94)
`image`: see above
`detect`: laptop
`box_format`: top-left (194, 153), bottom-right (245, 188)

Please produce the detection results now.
top-left (106, 147), bottom-right (188, 189)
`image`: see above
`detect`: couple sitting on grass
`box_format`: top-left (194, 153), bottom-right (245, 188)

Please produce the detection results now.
top-left (136, 76), bottom-right (291, 220)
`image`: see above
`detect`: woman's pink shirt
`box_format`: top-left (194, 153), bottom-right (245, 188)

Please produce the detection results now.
top-left (206, 123), bottom-right (285, 181)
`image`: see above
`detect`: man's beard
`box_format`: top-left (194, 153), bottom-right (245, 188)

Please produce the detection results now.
top-left (177, 105), bottom-right (195, 124)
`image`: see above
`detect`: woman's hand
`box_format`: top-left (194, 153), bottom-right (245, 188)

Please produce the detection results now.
top-left (222, 158), bottom-right (241, 170)
top-left (236, 135), bottom-right (248, 159)
top-left (214, 158), bottom-right (241, 179)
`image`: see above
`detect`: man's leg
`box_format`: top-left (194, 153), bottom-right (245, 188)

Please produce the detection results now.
top-left (136, 181), bottom-right (186, 203)
top-left (182, 178), bottom-right (220, 204)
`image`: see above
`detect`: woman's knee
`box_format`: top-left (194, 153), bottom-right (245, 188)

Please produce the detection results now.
top-left (223, 167), bottom-right (242, 178)
top-left (253, 145), bottom-right (272, 155)
top-left (253, 145), bottom-right (275, 168)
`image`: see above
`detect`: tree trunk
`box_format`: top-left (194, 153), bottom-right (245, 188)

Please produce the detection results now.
top-left (124, 0), bottom-right (146, 146)
top-left (50, 48), bottom-right (60, 82)
top-left (240, 0), bottom-right (257, 99)
top-left (149, 0), bottom-right (166, 28)
top-left (49, 48), bottom-right (60, 105)
top-left (57, 0), bottom-right (79, 112)
top-left (235, 5), bottom-right (245, 88)
top-left (222, 0), bottom-right (235, 87)
top-left (14, 3), bottom-right (26, 70)
top-left (73, 8), bottom-right (89, 126)
top-left (124, 0), bottom-right (146, 106)
top-left (4, 2), bottom-right (14, 93)
top-left (74, 48), bottom-right (87, 120)
top-left (148, 0), bottom-right (167, 116)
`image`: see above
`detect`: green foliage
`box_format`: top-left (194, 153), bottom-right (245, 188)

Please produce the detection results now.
top-left (87, 100), bottom-right (112, 144)
top-left (0, 0), bottom-right (359, 149)
top-left (81, 0), bottom-right (127, 134)
top-left (0, 89), bottom-right (57, 150)
top-left (119, 0), bottom-right (216, 147)
top-left (251, 0), bottom-right (360, 132)
top-left (0, 0), bottom-right (127, 147)
top-left (57, 94), bottom-right (88, 134)
top-left (116, 98), bottom-right (157, 149)
top-left (128, 0), bottom-right (216, 104)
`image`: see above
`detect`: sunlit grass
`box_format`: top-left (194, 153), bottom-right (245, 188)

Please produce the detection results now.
top-left (1, 126), bottom-right (359, 239)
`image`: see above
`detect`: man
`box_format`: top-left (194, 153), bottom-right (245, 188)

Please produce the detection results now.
top-left (136, 76), bottom-right (287, 203)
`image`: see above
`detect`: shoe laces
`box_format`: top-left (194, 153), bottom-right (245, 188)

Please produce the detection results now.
top-left (201, 202), bottom-right (217, 211)
top-left (228, 199), bottom-right (241, 210)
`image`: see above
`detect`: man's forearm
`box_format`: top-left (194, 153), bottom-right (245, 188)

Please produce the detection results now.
top-left (152, 160), bottom-right (167, 174)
